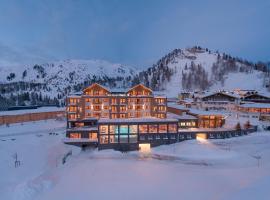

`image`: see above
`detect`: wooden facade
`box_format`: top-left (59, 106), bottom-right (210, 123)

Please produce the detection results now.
top-left (67, 83), bottom-right (167, 121)
top-left (0, 111), bottom-right (65, 125)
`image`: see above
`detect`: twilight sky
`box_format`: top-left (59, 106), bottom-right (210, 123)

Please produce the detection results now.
top-left (0, 0), bottom-right (269, 68)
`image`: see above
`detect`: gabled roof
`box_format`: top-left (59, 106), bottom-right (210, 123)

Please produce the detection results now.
top-left (83, 83), bottom-right (110, 93)
top-left (127, 84), bottom-right (152, 93)
top-left (201, 91), bottom-right (239, 100)
top-left (243, 93), bottom-right (270, 99)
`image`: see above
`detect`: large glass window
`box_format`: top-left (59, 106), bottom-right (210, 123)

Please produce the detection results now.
top-left (100, 125), bottom-right (108, 135)
top-left (129, 125), bottom-right (138, 134)
top-left (149, 124), bottom-right (158, 133)
top-left (129, 134), bottom-right (138, 143)
top-left (168, 124), bottom-right (177, 133)
top-left (139, 125), bottom-right (148, 134)
top-left (100, 135), bottom-right (109, 144)
top-left (109, 125), bottom-right (118, 135)
top-left (159, 124), bottom-right (167, 133)
top-left (119, 125), bottom-right (128, 134)
top-left (119, 135), bottom-right (128, 143)
top-left (110, 135), bottom-right (118, 143)
top-left (70, 133), bottom-right (81, 138)
top-left (89, 132), bottom-right (97, 139)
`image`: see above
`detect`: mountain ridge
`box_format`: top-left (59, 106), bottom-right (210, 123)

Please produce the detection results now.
top-left (0, 46), bottom-right (269, 108)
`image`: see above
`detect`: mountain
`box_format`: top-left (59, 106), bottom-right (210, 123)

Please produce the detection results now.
top-left (0, 59), bottom-right (137, 109)
top-left (0, 46), bottom-right (269, 109)
top-left (134, 47), bottom-right (270, 97)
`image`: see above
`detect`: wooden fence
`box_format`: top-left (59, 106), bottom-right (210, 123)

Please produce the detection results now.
top-left (0, 111), bottom-right (65, 125)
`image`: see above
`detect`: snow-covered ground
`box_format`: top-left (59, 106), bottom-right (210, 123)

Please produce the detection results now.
top-left (0, 119), bottom-right (270, 200)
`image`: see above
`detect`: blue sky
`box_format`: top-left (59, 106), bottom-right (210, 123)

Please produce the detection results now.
top-left (0, 0), bottom-right (269, 68)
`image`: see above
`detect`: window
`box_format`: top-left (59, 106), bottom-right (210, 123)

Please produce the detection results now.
top-left (100, 125), bottom-right (108, 135)
top-left (149, 124), bottom-right (158, 133)
top-left (109, 125), bottom-right (118, 135)
top-left (68, 106), bottom-right (77, 112)
top-left (111, 114), bottom-right (117, 119)
top-left (119, 125), bottom-right (128, 134)
top-left (120, 114), bottom-right (126, 118)
top-left (120, 98), bottom-right (126, 104)
top-left (129, 125), bottom-right (138, 134)
top-left (110, 135), bottom-right (118, 143)
top-left (75, 122), bottom-right (84, 127)
top-left (89, 132), bottom-right (97, 139)
top-left (100, 135), bottom-right (109, 144)
top-left (119, 134), bottom-right (128, 143)
top-left (129, 134), bottom-right (138, 143)
top-left (111, 106), bottom-right (117, 112)
top-left (94, 105), bottom-right (101, 111)
top-left (159, 124), bottom-right (167, 133)
top-left (180, 122), bottom-right (186, 126)
top-left (70, 133), bottom-right (81, 138)
top-left (120, 106), bottom-right (126, 112)
top-left (168, 124), bottom-right (177, 133)
top-left (111, 98), bottom-right (117, 104)
top-left (139, 125), bottom-right (148, 134)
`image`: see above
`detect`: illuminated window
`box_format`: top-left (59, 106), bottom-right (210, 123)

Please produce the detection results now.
top-left (168, 124), bottom-right (177, 133)
top-left (120, 114), bottom-right (126, 118)
top-left (111, 106), bottom-right (117, 112)
top-left (120, 106), bottom-right (126, 112)
top-left (180, 122), bottom-right (186, 126)
top-left (111, 114), bottom-right (117, 119)
top-left (70, 133), bottom-right (81, 138)
top-left (109, 125), bottom-right (118, 135)
top-left (111, 98), bottom-right (117, 104)
top-left (149, 124), bottom-right (158, 133)
top-left (139, 125), bottom-right (148, 134)
top-left (129, 125), bottom-right (138, 134)
top-left (89, 132), bottom-right (97, 139)
top-left (159, 124), bottom-right (167, 133)
top-left (120, 98), bottom-right (126, 104)
top-left (100, 135), bottom-right (108, 144)
top-left (75, 122), bottom-right (84, 127)
top-left (100, 125), bottom-right (108, 135)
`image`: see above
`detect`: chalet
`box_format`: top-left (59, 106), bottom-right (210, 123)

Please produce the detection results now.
top-left (199, 92), bottom-right (239, 111)
top-left (242, 93), bottom-right (270, 103)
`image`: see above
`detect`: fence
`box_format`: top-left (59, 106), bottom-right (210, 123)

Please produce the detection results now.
top-left (0, 111), bottom-right (65, 125)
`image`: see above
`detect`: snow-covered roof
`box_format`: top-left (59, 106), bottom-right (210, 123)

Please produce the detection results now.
top-left (187, 108), bottom-right (225, 116)
top-left (200, 91), bottom-right (240, 99)
top-left (167, 103), bottom-right (190, 111)
top-left (0, 106), bottom-right (65, 116)
top-left (167, 112), bottom-right (198, 120)
top-left (239, 103), bottom-right (270, 109)
top-left (98, 117), bottom-right (178, 124)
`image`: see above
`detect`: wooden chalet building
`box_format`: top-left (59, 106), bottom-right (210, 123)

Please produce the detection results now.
top-left (200, 92), bottom-right (239, 111)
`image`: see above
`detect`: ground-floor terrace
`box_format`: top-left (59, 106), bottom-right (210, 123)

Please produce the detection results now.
top-left (64, 117), bottom-right (258, 151)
